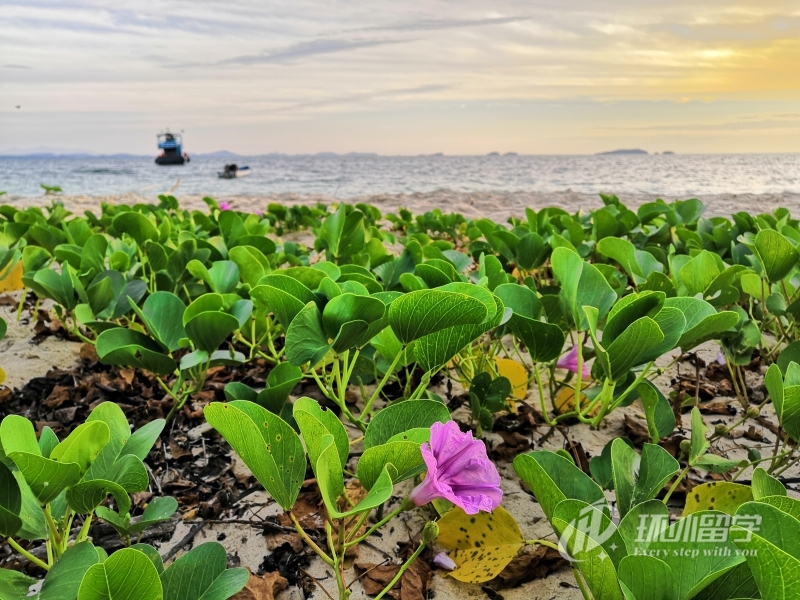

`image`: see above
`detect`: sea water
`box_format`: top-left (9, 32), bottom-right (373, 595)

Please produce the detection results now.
top-left (1, 153), bottom-right (798, 198)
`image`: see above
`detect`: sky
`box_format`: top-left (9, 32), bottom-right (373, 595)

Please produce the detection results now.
top-left (1, 0), bottom-right (800, 155)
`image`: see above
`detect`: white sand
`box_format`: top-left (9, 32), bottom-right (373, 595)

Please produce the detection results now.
top-left (6, 189), bottom-right (800, 220)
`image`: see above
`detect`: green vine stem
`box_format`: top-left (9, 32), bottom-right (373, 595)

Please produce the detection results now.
top-left (7, 537), bottom-right (50, 571)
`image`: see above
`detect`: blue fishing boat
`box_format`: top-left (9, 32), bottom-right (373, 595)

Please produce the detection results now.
top-left (155, 132), bottom-right (189, 165)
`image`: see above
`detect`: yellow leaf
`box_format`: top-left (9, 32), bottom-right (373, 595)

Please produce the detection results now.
top-left (495, 358), bottom-right (528, 400)
top-left (683, 481), bottom-right (753, 517)
top-left (0, 366), bottom-right (5, 385)
top-left (436, 505), bottom-right (524, 583)
top-left (553, 383), bottom-right (597, 415)
top-left (0, 261), bottom-right (23, 292)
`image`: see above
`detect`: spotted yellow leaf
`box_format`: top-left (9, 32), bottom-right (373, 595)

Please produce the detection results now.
top-left (436, 505), bottom-right (524, 583)
top-left (683, 481), bottom-right (753, 517)
top-left (0, 261), bottom-right (23, 292)
top-left (495, 358), bottom-right (528, 400)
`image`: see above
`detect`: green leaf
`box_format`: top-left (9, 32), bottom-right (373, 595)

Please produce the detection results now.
top-left (732, 501), bottom-right (800, 600)
top-left (250, 276), bottom-right (315, 330)
top-left (752, 467), bottom-right (787, 499)
top-left (611, 440), bottom-right (679, 517)
top-left (604, 317), bottom-right (664, 381)
top-left (513, 451), bottom-right (605, 522)
top-left (645, 511), bottom-right (744, 599)
top-left (765, 363), bottom-right (800, 442)
top-left (638, 380), bottom-right (676, 443)
top-left (689, 407), bottom-right (710, 465)
top-left (357, 441), bottom-right (425, 490)
top-left (257, 363), bottom-right (303, 414)
top-left (316, 435), bottom-right (394, 518)
top-left (363, 400), bottom-right (450, 449)
top-left (78, 547), bottom-right (163, 600)
top-left (0, 568), bottom-right (36, 600)
top-left (755, 229), bottom-right (799, 282)
top-left (96, 328), bottom-right (176, 376)
top-left (285, 302), bottom-right (333, 368)
top-left (184, 310), bottom-right (240, 353)
top-left (618, 555), bottom-right (673, 600)
top-left (160, 542), bottom-right (249, 600)
top-left (204, 401), bottom-right (305, 510)
top-left (130, 292), bottom-right (186, 352)
top-left (551, 519), bottom-right (624, 600)
top-left (51, 421), bottom-right (110, 476)
top-left (552, 499), bottom-right (627, 568)
top-left (663, 297), bottom-right (739, 352)
top-left (40, 541), bottom-right (100, 600)
top-left (67, 478), bottom-right (132, 515)
top-left (112, 212), bottom-right (159, 246)
top-left (387, 289), bottom-right (488, 344)
top-left (293, 397), bottom-right (350, 473)
top-left (9, 452), bottom-right (82, 505)
top-left (413, 293), bottom-right (504, 372)
top-left (0, 462), bottom-right (22, 537)
top-left (551, 247), bottom-right (616, 331)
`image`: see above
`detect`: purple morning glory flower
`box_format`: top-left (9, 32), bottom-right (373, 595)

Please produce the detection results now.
top-left (433, 552), bottom-right (457, 571)
top-left (557, 345), bottom-right (591, 379)
top-left (219, 201), bottom-right (232, 211)
top-left (409, 421), bottom-right (502, 515)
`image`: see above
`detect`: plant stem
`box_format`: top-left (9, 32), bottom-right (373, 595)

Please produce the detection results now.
top-left (345, 504), bottom-right (406, 547)
top-left (360, 351), bottom-right (404, 422)
top-left (533, 363), bottom-right (556, 426)
top-left (373, 539), bottom-right (428, 600)
top-left (573, 567), bottom-right (592, 600)
top-left (663, 465), bottom-right (691, 504)
top-left (75, 511), bottom-right (94, 544)
top-left (7, 537), bottom-right (50, 571)
top-left (289, 512), bottom-right (334, 566)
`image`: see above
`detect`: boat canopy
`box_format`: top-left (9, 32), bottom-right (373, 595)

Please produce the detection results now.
top-left (157, 132), bottom-right (183, 151)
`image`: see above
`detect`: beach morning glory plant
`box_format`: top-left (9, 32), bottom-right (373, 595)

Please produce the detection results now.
top-left (205, 397), bottom-right (504, 599)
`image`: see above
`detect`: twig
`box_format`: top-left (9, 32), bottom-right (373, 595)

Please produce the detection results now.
top-left (299, 568), bottom-right (336, 600)
top-left (162, 522), bottom-right (206, 562)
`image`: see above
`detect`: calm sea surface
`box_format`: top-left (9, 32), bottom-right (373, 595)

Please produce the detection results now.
top-left (1, 153), bottom-right (798, 198)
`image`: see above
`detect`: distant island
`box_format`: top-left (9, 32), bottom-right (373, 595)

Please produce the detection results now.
top-left (596, 149), bottom-right (648, 155)
top-left (663, 151), bottom-right (675, 155)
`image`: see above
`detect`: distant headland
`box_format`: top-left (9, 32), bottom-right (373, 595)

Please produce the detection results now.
top-left (596, 149), bottom-right (648, 155)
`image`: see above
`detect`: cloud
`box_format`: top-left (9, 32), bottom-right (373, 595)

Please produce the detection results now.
top-left (218, 37), bottom-right (407, 66)
top-left (361, 16), bottom-right (530, 32)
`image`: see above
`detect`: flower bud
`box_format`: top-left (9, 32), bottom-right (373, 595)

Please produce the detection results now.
top-left (715, 424), bottom-right (727, 435)
top-left (433, 552), bottom-right (457, 571)
top-left (679, 439), bottom-right (692, 455)
top-left (746, 407), bottom-right (760, 418)
top-left (422, 521), bottom-right (439, 544)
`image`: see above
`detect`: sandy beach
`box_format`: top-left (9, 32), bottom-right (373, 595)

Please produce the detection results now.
top-left (6, 189), bottom-right (800, 220)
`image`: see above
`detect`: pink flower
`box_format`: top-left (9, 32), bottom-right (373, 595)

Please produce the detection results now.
top-left (433, 552), bottom-right (457, 571)
top-left (219, 201), bottom-right (232, 211)
top-left (409, 421), bottom-right (502, 515)
top-left (557, 345), bottom-right (591, 379)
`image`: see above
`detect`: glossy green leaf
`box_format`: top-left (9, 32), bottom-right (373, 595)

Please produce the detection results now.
top-left (40, 541), bottom-right (100, 600)
top-left (363, 400), bottom-right (450, 449)
top-left (611, 440), bottom-right (679, 517)
top-left (204, 401), bottom-right (305, 510)
top-left (0, 462), bottom-right (22, 537)
top-left (160, 542), bottom-right (249, 600)
top-left (388, 289), bottom-right (487, 344)
top-left (755, 229), bottom-right (799, 282)
top-left (357, 441), bottom-right (425, 490)
top-left (293, 397), bottom-right (349, 472)
top-left (513, 451), bottom-right (605, 522)
top-left (78, 547), bottom-right (163, 600)
top-left (552, 247), bottom-right (616, 331)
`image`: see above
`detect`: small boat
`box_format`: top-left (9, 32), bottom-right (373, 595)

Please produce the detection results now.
top-left (218, 164), bottom-right (250, 179)
top-left (155, 132), bottom-right (189, 165)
